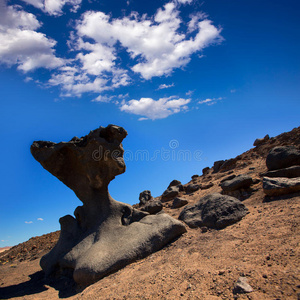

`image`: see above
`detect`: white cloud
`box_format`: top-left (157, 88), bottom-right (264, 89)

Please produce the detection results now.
top-left (198, 97), bottom-right (223, 105)
top-left (230, 89), bottom-right (236, 93)
top-left (20, 0), bottom-right (82, 16)
top-left (0, 1), bottom-right (64, 71)
top-left (120, 96), bottom-right (190, 120)
top-left (25, 221), bottom-right (33, 224)
top-left (157, 83), bottom-right (174, 90)
top-left (92, 95), bottom-right (113, 103)
top-left (74, 1), bottom-right (222, 80)
top-left (37, 218), bottom-right (44, 221)
top-left (176, 0), bottom-right (194, 4)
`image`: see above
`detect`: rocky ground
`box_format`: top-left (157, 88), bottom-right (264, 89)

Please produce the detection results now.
top-left (0, 127), bottom-right (299, 300)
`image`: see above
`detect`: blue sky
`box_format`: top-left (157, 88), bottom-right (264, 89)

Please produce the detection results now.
top-left (0, 0), bottom-right (299, 246)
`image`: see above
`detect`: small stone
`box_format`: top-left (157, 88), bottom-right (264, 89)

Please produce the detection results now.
top-left (233, 277), bottom-right (253, 294)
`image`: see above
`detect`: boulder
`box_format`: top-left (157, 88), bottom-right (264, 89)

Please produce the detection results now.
top-left (186, 184), bottom-right (200, 194)
top-left (221, 174), bottom-right (253, 192)
top-left (202, 167), bottom-right (210, 176)
top-left (213, 160), bottom-right (225, 173)
top-left (233, 277), bottom-right (253, 294)
top-left (261, 165), bottom-right (300, 178)
top-left (191, 175), bottom-right (199, 180)
top-left (263, 176), bottom-right (300, 196)
top-left (266, 146), bottom-right (300, 171)
top-left (167, 180), bottom-right (181, 189)
top-left (253, 134), bottom-right (269, 147)
top-left (172, 197), bottom-right (189, 209)
top-left (141, 200), bottom-right (163, 214)
top-left (139, 190), bottom-right (153, 206)
top-left (161, 186), bottom-right (180, 202)
top-left (178, 193), bottom-right (248, 229)
top-left (31, 125), bottom-right (186, 286)
top-left (219, 158), bottom-right (237, 172)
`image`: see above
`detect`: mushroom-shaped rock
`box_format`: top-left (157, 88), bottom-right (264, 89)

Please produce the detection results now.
top-left (266, 146), bottom-right (300, 171)
top-left (178, 193), bottom-right (248, 229)
top-left (31, 125), bottom-right (186, 286)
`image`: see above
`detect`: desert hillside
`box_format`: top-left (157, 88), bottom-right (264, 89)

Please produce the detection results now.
top-left (0, 126), bottom-right (299, 300)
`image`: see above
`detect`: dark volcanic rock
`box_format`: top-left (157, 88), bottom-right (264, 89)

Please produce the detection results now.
top-left (220, 174), bottom-right (236, 184)
top-left (219, 158), bottom-right (237, 172)
top-left (141, 200), bottom-right (163, 214)
top-left (263, 176), bottom-right (300, 196)
top-left (221, 174), bottom-right (253, 192)
top-left (253, 134), bottom-right (269, 147)
top-left (172, 197), bottom-right (189, 209)
top-left (213, 160), bottom-right (225, 173)
top-left (139, 190), bottom-right (153, 206)
top-left (178, 193), bottom-right (248, 229)
top-left (266, 146), bottom-right (300, 171)
top-left (186, 184), bottom-right (200, 194)
top-left (191, 175), bottom-right (199, 180)
top-left (31, 125), bottom-right (186, 286)
top-left (261, 165), bottom-right (300, 178)
top-left (161, 186), bottom-right (180, 202)
top-left (202, 167), bottom-right (210, 176)
top-left (167, 180), bottom-right (181, 189)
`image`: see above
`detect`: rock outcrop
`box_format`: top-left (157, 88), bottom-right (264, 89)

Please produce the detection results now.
top-left (31, 125), bottom-right (186, 286)
top-left (263, 177), bottom-right (300, 196)
top-left (261, 165), bottom-right (300, 179)
top-left (178, 193), bottom-right (248, 229)
top-left (140, 200), bottom-right (163, 214)
top-left (161, 186), bottom-right (180, 202)
top-left (253, 134), bottom-right (269, 147)
top-left (172, 197), bottom-right (188, 209)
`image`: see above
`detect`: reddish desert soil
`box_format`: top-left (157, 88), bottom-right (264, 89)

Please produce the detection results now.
top-left (0, 127), bottom-right (299, 300)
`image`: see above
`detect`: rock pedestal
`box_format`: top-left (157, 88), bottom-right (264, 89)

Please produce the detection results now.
top-left (31, 125), bottom-right (186, 286)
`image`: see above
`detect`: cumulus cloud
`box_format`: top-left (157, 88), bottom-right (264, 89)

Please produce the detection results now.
top-left (37, 218), bottom-right (44, 221)
top-left (198, 97), bottom-right (223, 105)
top-left (157, 83), bottom-right (174, 90)
top-left (74, 1), bottom-right (222, 80)
top-left (25, 221), bottom-right (33, 224)
top-left (0, 0), bottom-right (64, 71)
top-left (120, 96), bottom-right (190, 120)
top-left (20, 0), bottom-right (82, 16)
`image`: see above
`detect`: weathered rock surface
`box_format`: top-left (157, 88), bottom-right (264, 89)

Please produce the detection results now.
top-left (178, 193), bottom-right (248, 229)
top-left (220, 174), bottom-right (236, 184)
top-left (167, 180), bottom-right (181, 188)
top-left (233, 277), bottom-right (253, 294)
top-left (213, 160), bottom-right (225, 173)
top-left (263, 176), bottom-right (300, 196)
top-left (261, 165), bottom-right (300, 178)
top-left (266, 146), bottom-right (300, 171)
top-left (219, 158), bottom-right (237, 172)
top-left (253, 134), bottom-right (269, 147)
top-left (140, 200), bottom-right (163, 214)
top-left (161, 186), bottom-right (180, 202)
top-left (139, 190), bottom-right (153, 206)
top-left (191, 175), bottom-right (199, 180)
top-left (202, 167), bottom-right (210, 176)
top-left (221, 174), bottom-right (253, 192)
top-left (172, 197), bottom-right (189, 209)
top-left (31, 125), bottom-right (186, 286)
top-left (186, 184), bottom-right (200, 194)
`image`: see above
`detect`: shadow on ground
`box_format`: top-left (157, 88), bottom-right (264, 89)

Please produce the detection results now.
top-left (0, 270), bottom-right (78, 299)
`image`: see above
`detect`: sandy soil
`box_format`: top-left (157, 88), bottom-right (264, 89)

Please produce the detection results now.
top-left (0, 127), bottom-right (299, 300)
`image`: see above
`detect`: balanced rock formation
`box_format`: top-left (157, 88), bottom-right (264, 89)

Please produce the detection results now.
top-left (178, 193), bottom-right (248, 229)
top-left (31, 125), bottom-right (186, 286)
